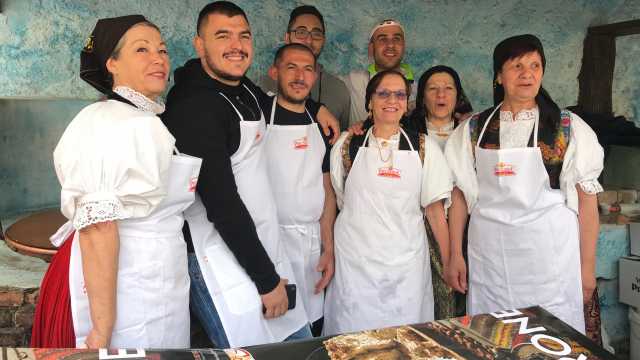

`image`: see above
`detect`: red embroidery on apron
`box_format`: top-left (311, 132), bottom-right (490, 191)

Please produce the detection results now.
top-left (189, 177), bottom-right (198, 192)
top-left (494, 162), bottom-right (516, 176)
top-left (293, 136), bottom-right (309, 150)
top-left (377, 167), bottom-right (401, 179)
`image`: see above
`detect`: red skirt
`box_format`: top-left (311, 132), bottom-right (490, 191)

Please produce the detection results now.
top-left (31, 231), bottom-right (76, 348)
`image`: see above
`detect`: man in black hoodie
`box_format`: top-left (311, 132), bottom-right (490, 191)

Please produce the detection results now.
top-left (162, 1), bottom-right (338, 348)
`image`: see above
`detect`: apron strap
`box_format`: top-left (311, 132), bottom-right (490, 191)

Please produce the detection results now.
top-left (398, 127), bottom-right (415, 151)
top-left (219, 93), bottom-right (244, 121)
top-left (477, 104), bottom-right (501, 144)
top-left (269, 97), bottom-right (277, 126)
top-left (477, 102), bottom-right (540, 148)
top-left (304, 107), bottom-right (315, 124)
top-left (242, 84), bottom-right (264, 120)
top-left (270, 96), bottom-right (316, 126)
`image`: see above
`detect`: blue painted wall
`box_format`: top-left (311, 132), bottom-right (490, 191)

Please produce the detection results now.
top-left (1, 0), bottom-right (639, 216)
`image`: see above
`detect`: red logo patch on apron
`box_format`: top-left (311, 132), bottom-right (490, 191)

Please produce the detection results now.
top-left (494, 162), bottom-right (516, 176)
top-left (293, 136), bottom-right (309, 150)
top-left (377, 167), bottom-right (401, 179)
top-left (255, 132), bottom-right (261, 141)
top-left (189, 177), bottom-right (198, 192)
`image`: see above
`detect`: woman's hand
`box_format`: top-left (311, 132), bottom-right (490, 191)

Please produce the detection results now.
top-left (84, 327), bottom-right (111, 349)
top-left (317, 106), bottom-right (340, 144)
top-left (348, 120), bottom-right (366, 136)
top-left (445, 253), bottom-right (467, 293)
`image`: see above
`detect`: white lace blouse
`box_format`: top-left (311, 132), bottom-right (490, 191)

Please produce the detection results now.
top-left (53, 87), bottom-right (175, 230)
top-left (444, 109), bottom-right (604, 214)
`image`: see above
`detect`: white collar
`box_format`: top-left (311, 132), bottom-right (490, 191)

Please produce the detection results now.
top-left (113, 86), bottom-right (166, 114)
top-left (500, 107), bottom-right (538, 122)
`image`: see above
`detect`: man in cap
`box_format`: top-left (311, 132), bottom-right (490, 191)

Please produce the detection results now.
top-left (259, 5), bottom-right (351, 130)
top-left (344, 19), bottom-right (417, 125)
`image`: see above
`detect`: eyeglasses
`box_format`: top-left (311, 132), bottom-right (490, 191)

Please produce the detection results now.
top-left (289, 27), bottom-right (324, 40)
top-left (374, 90), bottom-right (408, 101)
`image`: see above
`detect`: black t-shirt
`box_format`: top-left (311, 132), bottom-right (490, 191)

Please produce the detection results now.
top-left (262, 98), bottom-right (332, 173)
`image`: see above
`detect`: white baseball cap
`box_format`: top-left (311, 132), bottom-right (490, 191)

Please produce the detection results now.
top-left (369, 19), bottom-right (405, 41)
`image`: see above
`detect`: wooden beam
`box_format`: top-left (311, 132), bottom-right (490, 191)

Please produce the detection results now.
top-left (588, 19), bottom-right (640, 37)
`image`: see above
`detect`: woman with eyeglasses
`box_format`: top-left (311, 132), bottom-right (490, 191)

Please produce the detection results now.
top-left (323, 70), bottom-right (452, 335)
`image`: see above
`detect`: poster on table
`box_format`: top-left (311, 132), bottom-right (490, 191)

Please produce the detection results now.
top-left (0, 306), bottom-right (614, 359)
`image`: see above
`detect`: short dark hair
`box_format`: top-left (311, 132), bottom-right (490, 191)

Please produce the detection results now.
top-left (365, 70), bottom-right (411, 112)
top-left (197, 1), bottom-right (248, 35)
top-left (273, 43), bottom-right (316, 67)
top-left (287, 5), bottom-right (325, 32)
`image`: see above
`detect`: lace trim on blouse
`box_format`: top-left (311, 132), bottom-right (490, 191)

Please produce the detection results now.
top-left (578, 180), bottom-right (603, 195)
top-left (73, 198), bottom-right (128, 230)
top-left (113, 86), bottom-right (166, 114)
top-left (499, 107), bottom-right (538, 149)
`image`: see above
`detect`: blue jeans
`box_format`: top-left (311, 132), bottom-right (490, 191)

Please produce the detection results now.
top-left (188, 254), bottom-right (312, 347)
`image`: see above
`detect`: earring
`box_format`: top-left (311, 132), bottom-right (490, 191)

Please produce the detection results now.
top-left (368, 109), bottom-right (373, 119)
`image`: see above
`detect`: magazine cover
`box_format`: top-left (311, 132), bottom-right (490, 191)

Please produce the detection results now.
top-left (0, 307), bottom-right (615, 359)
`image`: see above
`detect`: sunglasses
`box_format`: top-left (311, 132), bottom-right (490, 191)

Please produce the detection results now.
top-left (374, 90), bottom-right (408, 101)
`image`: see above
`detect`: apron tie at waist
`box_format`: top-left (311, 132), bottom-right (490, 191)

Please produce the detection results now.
top-left (281, 224), bottom-right (311, 236)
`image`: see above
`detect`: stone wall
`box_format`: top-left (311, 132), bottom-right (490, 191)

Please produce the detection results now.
top-left (0, 287), bottom-right (38, 347)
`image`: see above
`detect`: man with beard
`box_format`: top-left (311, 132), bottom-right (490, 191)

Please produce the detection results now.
top-left (262, 43), bottom-right (336, 336)
top-left (162, 1), bottom-right (338, 348)
top-left (259, 5), bottom-right (351, 130)
top-left (344, 19), bottom-right (417, 125)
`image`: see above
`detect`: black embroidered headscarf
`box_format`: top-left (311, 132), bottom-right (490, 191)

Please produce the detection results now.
top-left (80, 15), bottom-right (148, 95)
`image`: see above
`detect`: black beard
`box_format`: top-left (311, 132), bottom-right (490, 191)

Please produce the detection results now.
top-left (277, 83), bottom-right (307, 105)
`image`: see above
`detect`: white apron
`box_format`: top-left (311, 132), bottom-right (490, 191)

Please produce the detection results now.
top-left (263, 97), bottom-right (326, 322)
top-left (467, 105), bottom-right (585, 333)
top-left (183, 85), bottom-right (308, 348)
top-left (68, 150), bottom-right (202, 348)
top-left (323, 128), bottom-right (434, 335)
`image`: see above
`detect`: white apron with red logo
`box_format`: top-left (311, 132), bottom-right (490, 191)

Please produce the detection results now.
top-left (323, 128), bottom-right (433, 335)
top-left (68, 150), bottom-right (202, 348)
top-left (467, 105), bottom-right (585, 333)
top-left (263, 97), bottom-right (326, 322)
top-left (183, 86), bottom-right (308, 348)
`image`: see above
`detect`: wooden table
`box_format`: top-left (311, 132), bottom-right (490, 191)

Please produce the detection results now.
top-left (3, 209), bottom-right (67, 262)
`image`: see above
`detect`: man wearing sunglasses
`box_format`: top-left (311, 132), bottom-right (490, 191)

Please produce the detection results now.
top-left (259, 5), bottom-right (351, 131)
top-left (344, 19), bottom-right (418, 126)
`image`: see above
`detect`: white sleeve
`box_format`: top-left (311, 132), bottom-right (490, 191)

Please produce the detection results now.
top-left (421, 135), bottom-right (453, 208)
top-left (444, 118), bottom-right (478, 213)
top-left (53, 104), bottom-right (174, 230)
top-left (560, 112), bottom-right (604, 213)
top-left (330, 132), bottom-right (350, 210)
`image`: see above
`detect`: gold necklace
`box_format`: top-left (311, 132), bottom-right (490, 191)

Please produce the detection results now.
top-left (371, 127), bottom-right (394, 167)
